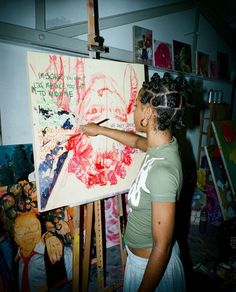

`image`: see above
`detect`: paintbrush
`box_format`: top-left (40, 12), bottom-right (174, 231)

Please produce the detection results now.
top-left (59, 118), bottom-right (110, 144)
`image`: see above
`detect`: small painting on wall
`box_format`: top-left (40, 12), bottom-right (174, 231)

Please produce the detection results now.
top-left (173, 40), bottom-right (192, 73)
top-left (217, 51), bottom-right (229, 80)
top-left (153, 40), bottom-right (172, 69)
top-left (0, 144), bottom-right (34, 186)
top-left (133, 25), bottom-right (153, 65)
top-left (209, 60), bottom-right (217, 79)
top-left (197, 51), bottom-right (209, 77)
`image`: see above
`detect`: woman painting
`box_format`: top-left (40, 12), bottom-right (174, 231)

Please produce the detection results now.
top-left (81, 72), bottom-right (190, 291)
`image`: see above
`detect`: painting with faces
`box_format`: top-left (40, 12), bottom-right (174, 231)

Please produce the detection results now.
top-left (27, 51), bottom-right (145, 211)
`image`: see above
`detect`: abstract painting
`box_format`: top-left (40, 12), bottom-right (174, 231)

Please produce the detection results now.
top-left (205, 145), bottom-right (236, 220)
top-left (0, 181), bottom-right (73, 291)
top-left (27, 51), bottom-right (145, 211)
top-left (197, 51), bottom-right (209, 77)
top-left (133, 26), bottom-right (153, 65)
top-left (153, 40), bottom-right (172, 69)
top-left (209, 60), bottom-right (217, 79)
top-left (173, 40), bottom-right (192, 73)
top-left (0, 144), bottom-right (34, 186)
top-left (212, 120), bottom-right (236, 195)
top-left (217, 51), bottom-right (229, 80)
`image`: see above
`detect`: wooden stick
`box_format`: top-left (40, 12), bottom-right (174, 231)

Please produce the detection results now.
top-left (72, 206), bottom-right (81, 292)
top-left (94, 200), bottom-right (104, 288)
top-left (82, 202), bottom-right (94, 291)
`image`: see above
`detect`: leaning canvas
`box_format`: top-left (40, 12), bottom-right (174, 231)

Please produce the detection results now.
top-left (27, 51), bottom-right (145, 211)
top-left (205, 145), bottom-right (236, 220)
top-left (212, 120), bottom-right (236, 195)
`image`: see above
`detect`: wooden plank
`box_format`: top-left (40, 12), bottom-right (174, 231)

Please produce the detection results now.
top-left (94, 200), bottom-right (105, 288)
top-left (117, 194), bottom-right (127, 273)
top-left (72, 206), bottom-right (81, 292)
top-left (82, 202), bottom-right (94, 291)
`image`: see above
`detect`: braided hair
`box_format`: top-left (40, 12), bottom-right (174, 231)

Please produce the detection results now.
top-left (139, 72), bottom-right (191, 131)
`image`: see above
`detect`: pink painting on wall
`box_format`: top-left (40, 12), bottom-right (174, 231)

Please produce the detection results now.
top-left (27, 52), bottom-right (145, 211)
top-left (153, 40), bottom-right (172, 69)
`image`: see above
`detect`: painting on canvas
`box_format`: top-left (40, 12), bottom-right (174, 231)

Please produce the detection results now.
top-left (153, 40), bottom-right (172, 69)
top-left (0, 144), bottom-right (34, 186)
top-left (173, 40), bottom-right (192, 73)
top-left (205, 145), bottom-right (236, 220)
top-left (197, 51), bottom-right (209, 77)
top-left (27, 51), bottom-right (145, 211)
top-left (133, 26), bottom-right (153, 65)
top-left (0, 181), bottom-right (74, 291)
top-left (217, 51), bottom-right (229, 80)
top-left (0, 145), bottom-right (74, 291)
top-left (212, 120), bottom-right (236, 195)
top-left (209, 60), bottom-right (217, 79)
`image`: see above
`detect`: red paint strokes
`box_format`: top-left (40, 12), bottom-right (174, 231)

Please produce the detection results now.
top-left (125, 65), bottom-right (138, 114)
top-left (97, 171), bottom-right (107, 186)
top-left (114, 162), bottom-right (126, 179)
top-left (95, 163), bottom-right (105, 170)
top-left (97, 87), bottom-right (111, 97)
top-left (75, 58), bottom-right (86, 115)
top-left (121, 152), bottom-right (132, 166)
top-left (107, 170), bottom-right (118, 185)
top-left (87, 173), bottom-right (97, 187)
top-left (221, 123), bottom-right (236, 143)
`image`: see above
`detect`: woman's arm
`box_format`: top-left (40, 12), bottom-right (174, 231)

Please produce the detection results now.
top-left (80, 123), bottom-right (148, 151)
top-left (138, 201), bottom-right (176, 291)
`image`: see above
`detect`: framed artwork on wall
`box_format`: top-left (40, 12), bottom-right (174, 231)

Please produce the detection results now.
top-left (212, 120), bottom-right (236, 195)
top-left (153, 40), bottom-right (172, 69)
top-left (173, 40), bottom-right (192, 73)
top-left (197, 51), bottom-right (209, 77)
top-left (217, 51), bottom-right (229, 80)
top-left (133, 25), bottom-right (153, 65)
top-left (209, 60), bottom-right (217, 79)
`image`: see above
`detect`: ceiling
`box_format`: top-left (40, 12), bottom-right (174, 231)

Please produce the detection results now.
top-left (0, 0), bottom-right (235, 58)
top-left (194, 0), bottom-right (236, 52)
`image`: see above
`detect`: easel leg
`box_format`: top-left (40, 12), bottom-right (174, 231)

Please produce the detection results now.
top-left (117, 194), bottom-right (127, 272)
top-left (72, 206), bottom-right (81, 292)
top-left (94, 200), bottom-right (105, 288)
top-left (82, 202), bottom-right (94, 291)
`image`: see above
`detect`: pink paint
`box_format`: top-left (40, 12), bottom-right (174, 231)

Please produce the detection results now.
top-left (33, 55), bottom-right (140, 191)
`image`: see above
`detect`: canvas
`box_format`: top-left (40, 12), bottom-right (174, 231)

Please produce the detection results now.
top-left (27, 51), bottom-right (145, 211)
top-left (0, 144), bottom-right (34, 186)
top-left (153, 40), bottom-right (172, 69)
top-left (209, 60), bottom-right (217, 79)
top-left (212, 120), bottom-right (236, 195)
top-left (0, 181), bottom-right (74, 291)
top-left (173, 40), bottom-right (192, 73)
top-left (204, 145), bottom-right (236, 220)
top-left (217, 51), bottom-right (229, 80)
top-left (133, 25), bottom-right (153, 65)
top-left (197, 51), bottom-right (209, 77)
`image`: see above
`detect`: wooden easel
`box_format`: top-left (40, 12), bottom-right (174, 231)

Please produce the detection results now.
top-left (72, 1), bottom-right (126, 291)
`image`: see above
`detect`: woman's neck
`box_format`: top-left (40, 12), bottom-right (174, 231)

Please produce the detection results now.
top-left (147, 128), bottom-right (173, 148)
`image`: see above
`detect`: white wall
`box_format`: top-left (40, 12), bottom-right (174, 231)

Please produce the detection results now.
top-left (0, 0), bottom-right (235, 163)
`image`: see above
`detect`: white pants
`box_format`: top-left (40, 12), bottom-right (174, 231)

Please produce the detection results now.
top-left (123, 242), bottom-right (186, 292)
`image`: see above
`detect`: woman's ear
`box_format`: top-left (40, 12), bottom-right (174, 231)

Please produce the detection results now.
top-left (144, 106), bottom-right (154, 119)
